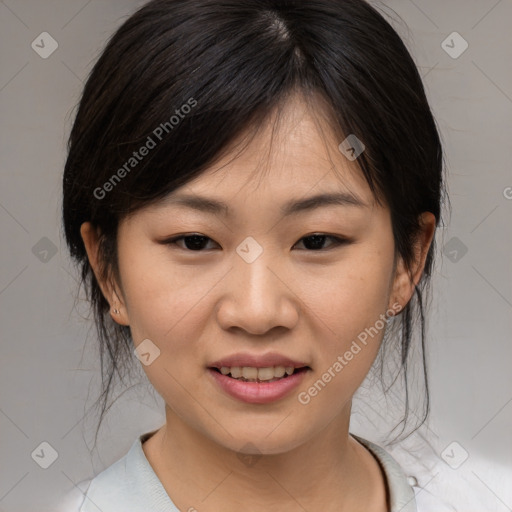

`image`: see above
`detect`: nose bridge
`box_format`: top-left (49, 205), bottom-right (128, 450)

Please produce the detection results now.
top-left (234, 235), bottom-right (278, 307)
top-left (216, 235), bottom-right (298, 334)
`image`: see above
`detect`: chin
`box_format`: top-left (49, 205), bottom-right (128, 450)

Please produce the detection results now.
top-left (213, 425), bottom-right (311, 457)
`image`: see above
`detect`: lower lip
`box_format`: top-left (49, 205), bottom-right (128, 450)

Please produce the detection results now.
top-left (208, 368), bottom-right (309, 404)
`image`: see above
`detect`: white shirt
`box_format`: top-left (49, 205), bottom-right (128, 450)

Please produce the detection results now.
top-left (58, 431), bottom-right (454, 511)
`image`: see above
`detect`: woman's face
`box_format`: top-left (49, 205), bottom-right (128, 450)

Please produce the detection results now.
top-left (84, 96), bottom-right (431, 455)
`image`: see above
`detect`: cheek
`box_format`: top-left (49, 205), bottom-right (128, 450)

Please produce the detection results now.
top-left (117, 249), bottom-right (217, 413)
top-left (295, 261), bottom-right (392, 417)
top-left (116, 242), bottom-right (224, 380)
top-left (118, 239), bottom-right (204, 335)
top-left (292, 247), bottom-right (394, 411)
top-left (301, 246), bottom-right (394, 350)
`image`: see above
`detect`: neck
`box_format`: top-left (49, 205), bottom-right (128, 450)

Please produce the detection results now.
top-left (142, 403), bottom-right (387, 512)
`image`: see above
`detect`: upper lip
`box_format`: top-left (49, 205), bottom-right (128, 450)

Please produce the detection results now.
top-left (208, 352), bottom-right (309, 369)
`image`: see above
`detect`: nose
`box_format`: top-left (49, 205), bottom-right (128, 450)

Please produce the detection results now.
top-left (215, 249), bottom-right (299, 336)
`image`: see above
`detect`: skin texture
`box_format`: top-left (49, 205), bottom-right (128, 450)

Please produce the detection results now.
top-left (81, 94), bottom-right (436, 511)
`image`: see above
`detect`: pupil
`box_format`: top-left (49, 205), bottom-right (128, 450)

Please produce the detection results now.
top-left (304, 235), bottom-right (326, 250)
top-left (185, 235), bottom-right (207, 250)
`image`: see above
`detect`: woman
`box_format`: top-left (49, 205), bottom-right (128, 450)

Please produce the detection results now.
top-left (60, 0), bottom-right (451, 510)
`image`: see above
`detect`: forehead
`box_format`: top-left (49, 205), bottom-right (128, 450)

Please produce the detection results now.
top-left (171, 94), bottom-right (374, 207)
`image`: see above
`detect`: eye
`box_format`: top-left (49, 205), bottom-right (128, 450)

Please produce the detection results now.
top-left (164, 234), bottom-right (218, 251)
top-left (294, 234), bottom-right (351, 251)
top-left (161, 233), bottom-right (351, 252)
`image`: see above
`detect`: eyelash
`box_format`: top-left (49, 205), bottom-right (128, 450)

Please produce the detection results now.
top-left (162, 233), bottom-right (352, 252)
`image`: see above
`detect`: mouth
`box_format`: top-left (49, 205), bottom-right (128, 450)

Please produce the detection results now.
top-left (208, 365), bottom-right (310, 383)
top-left (207, 364), bottom-right (311, 404)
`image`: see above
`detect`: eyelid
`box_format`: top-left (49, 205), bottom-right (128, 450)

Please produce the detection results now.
top-left (158, 232), bottom-right (353, 252)
top-left (294, 233), bottom-right (352, 250)
top-left (159, 233), bottom-right (219, 250)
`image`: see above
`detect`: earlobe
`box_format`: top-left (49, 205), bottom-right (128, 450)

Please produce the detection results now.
top-left (109, 288), bottom-right (130, 326)
top-left (80, 222), bottom-right (130, 326)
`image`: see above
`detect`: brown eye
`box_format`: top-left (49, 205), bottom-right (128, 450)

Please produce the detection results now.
top-left (164, 234), bottom-right (218, 251)
top-left (294, 234), bottom-right (351, 251)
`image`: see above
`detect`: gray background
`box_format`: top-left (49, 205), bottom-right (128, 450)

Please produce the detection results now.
top-left (0, 1), bottom-right (511, 511)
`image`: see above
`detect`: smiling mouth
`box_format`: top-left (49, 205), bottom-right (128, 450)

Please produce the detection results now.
top-left (209, 366), bottom-right (310, 383)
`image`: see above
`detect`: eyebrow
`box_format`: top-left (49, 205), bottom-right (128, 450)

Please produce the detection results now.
top-left (164, 191), bottom-right (368, 217)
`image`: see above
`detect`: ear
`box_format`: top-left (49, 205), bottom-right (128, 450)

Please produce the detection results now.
top-left (388, 212), bottom-right (436, 315)
top-left (80, 221), bottom-right (130, 326)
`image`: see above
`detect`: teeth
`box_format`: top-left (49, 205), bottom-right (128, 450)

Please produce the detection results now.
top-left (257, 367), bottom-right (275, 380)
top-left (230, 367), bottom-right (242, 378)
top-left (274, 366), bottom-right (286, 378)
top-left (217, 365), bottom-right (301, 381)
top-left (242, 367), bottom-right (258, 379)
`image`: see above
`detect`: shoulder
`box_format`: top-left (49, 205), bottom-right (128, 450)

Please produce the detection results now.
top-left (352, 434), bottom-right (462, 512)
top-left (387, 432), bottom-right (510, 512)
top-left (56, 445), bottom-right (136, 512)
top-left (55, 478), bottom-right (93, 512)
top-left (370, 433), bottom-right (497, 512)
top-left (353, 434), bottom-right (418, 512)
top-left (56, 430), bottom-right (178, 512)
